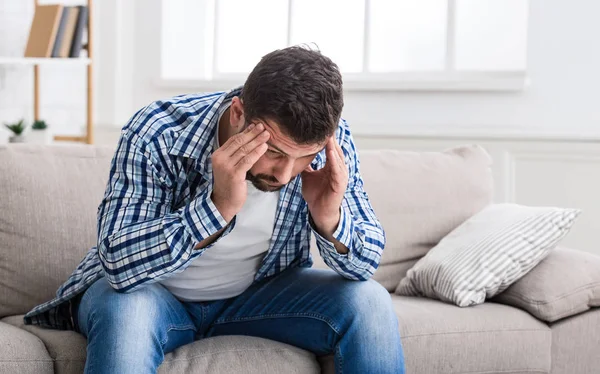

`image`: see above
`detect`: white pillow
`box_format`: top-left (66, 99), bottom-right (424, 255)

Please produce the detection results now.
top-left (395, 203), bottom-right (581, 307)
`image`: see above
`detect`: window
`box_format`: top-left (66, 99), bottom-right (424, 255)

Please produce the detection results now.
top-left (160, 0), bottom-right (529, 91)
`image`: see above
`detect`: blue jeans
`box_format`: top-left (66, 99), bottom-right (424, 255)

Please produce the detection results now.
top-left (74, 267), bottom-right (405, 374)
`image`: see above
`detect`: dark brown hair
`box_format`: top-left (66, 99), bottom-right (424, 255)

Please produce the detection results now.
top-left (241, 45), bottom-right (343, 145)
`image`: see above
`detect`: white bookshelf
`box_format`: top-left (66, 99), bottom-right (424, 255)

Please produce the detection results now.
top-left (11, 0), bottom-right (95, 144)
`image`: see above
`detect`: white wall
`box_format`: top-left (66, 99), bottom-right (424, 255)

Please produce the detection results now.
top-left (3, 0), bottom-right (598, 139)
top-left (96, 0), bottom-right (600, 140)
top-left (344, 0), bottom-right (600, 138)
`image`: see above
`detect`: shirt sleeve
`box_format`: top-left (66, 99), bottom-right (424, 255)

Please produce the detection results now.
top-left (96, 131), bottom-right (234, 293)
top-left (310, 120), bottom-right (385, 281)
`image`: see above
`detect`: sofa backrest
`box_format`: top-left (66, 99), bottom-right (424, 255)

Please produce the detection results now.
top-left (0, 142), bottom-right (493, 317)
top-left (0, 144), bottom-right (114, 318)
top-left (310, 145), bottom-right (494, 291)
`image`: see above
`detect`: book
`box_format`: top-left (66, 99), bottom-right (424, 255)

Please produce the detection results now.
top-left (24, 4), bottom-right (64, 58)
top-left (59, 7), bottom-right (80, 58)
top-left (69, 6), bottom-right (88, 58)
top-left (51, 7), bottom-right (69, 57)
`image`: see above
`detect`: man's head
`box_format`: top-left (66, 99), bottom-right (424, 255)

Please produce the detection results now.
top-left (225, 45), bottom-right (344, 192)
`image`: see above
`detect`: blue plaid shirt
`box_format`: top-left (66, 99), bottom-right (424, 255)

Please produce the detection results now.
top-left (24, 86), bottom-right (386, 330)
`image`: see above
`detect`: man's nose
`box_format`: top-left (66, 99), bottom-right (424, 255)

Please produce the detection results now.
top-left (272, 159), bottom-right (295, 185)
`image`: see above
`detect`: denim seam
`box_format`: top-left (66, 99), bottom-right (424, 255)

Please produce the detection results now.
top-left (200, 303), bottom-right (209, 332)
top-left (160, 324), bottom-right (197, 347)
top-left (335, 342), bottom-right (343, 374)
top-left (213, 312), bottom-right (343, 336)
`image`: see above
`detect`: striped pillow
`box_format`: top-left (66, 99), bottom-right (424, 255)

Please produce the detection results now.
top-left (395, 204), bottom-right (581, 307)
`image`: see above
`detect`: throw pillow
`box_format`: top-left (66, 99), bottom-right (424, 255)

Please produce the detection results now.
top-left (395, 203), bottom-right (581, 307)
top-left (491, 247), bottom-right (600, 322)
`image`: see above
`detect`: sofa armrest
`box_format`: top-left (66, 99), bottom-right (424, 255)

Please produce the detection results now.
top-left (492, 247), bottom-right (600, 323)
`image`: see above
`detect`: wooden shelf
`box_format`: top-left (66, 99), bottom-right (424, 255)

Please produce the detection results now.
top-left (0, 57), bottom-right (91, 66)
top-left (53, 135), bottom-right (87, 142)
top-left (28, 0), bottom-right (94, 144)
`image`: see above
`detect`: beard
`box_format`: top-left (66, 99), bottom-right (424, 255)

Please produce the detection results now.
top-left (246, 171), bottom-right (284, 192)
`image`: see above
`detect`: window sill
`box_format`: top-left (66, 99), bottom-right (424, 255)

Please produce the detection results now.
top-left (154, 72), bottom-right (529, 93)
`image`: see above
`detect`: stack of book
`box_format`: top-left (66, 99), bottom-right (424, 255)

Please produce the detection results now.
top-left (24, 4), bottom-right (89, 58)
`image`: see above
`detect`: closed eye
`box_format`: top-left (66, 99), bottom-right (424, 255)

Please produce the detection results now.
top-left (267, 149), bottom-right (284, 158)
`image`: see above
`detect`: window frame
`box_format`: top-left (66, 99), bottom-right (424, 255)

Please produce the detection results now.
top-left (157, 0), bottom-right (529, 92)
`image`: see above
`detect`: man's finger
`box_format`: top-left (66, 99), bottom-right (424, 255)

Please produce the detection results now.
top-left (230, 129), bottom-right (270, 164)
top-left (327, 143), bottom-right (344, 178)
top-left (326, 139), bottom-right (348, 181)
top-left (334, 141), bottom-right (344, 162)
top-left (235, 142), bottom-right (268, 172)
top-left (218, 123), bottom-right (253, 153)
top-left (324, 137), bottom-right (336, 168)
top-left (334, 141), bottom-right (346, 172)
top-left (221, 122), bottom-right (265, 155)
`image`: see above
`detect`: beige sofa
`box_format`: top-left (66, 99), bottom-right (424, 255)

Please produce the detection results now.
top-left (1, 143), bottom-right (599, 374)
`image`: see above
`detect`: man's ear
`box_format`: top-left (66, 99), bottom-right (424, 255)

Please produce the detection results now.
top-left (229, 97), bottom-right (246, 131)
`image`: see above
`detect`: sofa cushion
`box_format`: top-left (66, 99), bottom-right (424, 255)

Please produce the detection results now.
top-left (2, 315), bottom-right (87, 374)
top-left (0, 321), bottom-right (53, 374)
top-left (493, 247), bottom-right (600, 323)
top-left (354, 145), bottom-right (494, 291)
top-left (396, 204), bottom-right (580, 307)
top-left (392, 295), bottom-right (551, 374)
top-left (550, 307), bottom-right (600, 374)
top-left (158, 335), bottom-right (320, 374)
top-left (2, 315), bottom-right (319, 374)
top-left (0, 144), bottom-right (114, 318)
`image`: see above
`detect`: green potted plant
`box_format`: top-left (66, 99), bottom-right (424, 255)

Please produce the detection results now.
top-left (29, 119), bottom-right (52, 144)
top-left (32, 119), bottom-right (47, 130)
top-left (4, 119), bottom-right (27, 143)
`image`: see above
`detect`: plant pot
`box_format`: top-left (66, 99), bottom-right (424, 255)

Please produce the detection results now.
top-left (28, 129), bottom-right (52, 144)
top-left (9, 135), bottom-right (26, 143)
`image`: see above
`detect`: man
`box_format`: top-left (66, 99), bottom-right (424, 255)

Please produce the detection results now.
top-left (24, 46), bottom-right (405, 373)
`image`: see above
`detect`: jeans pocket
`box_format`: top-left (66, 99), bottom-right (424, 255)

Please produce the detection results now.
top-left (161, 324), bottom-right (197, 353)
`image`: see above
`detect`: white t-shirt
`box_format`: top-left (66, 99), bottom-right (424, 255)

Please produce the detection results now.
top-left (159, 104), bottom-right (280, 302)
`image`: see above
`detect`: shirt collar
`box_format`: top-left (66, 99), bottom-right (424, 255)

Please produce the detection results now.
top-left (168, 86), bottom-right (242, 181)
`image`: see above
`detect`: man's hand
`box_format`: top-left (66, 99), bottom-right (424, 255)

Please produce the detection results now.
top-left (301, 136), bottom-right (349, 239)
top-left (211, 123), bottom-right (270, 222)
